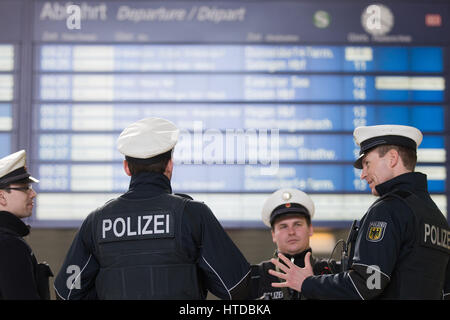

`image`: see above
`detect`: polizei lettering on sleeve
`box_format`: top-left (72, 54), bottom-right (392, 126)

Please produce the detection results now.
top-left (99, 211), bottom-right (174, 243)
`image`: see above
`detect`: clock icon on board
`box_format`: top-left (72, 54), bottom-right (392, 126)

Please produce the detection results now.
top-left (361, 4), bottom-right (394, 36)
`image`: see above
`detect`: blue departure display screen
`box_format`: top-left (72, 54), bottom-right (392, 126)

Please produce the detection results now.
top-left (37, 45), bottom-right (443, 73)
top-left (0, 45), bottom-right (14, 158)
top-left (5, 0), bottom-right (447, 227)
top-left (33, 44), bottom-right (447, 196)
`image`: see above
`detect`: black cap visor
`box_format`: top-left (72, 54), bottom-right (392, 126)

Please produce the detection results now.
top-left (125, 149), bottom-right (173, 165)
top-left (270, 203), bottom-right (310, 226)
top-left (0, 167), bottom-right (39, 188)
top-left (353, 153), bottom-right (365, 169)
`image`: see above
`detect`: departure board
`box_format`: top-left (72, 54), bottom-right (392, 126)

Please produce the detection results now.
top-left (0, 45), bottom-right (14, 158)
top-left (6, 0), bottom-right (449, 227)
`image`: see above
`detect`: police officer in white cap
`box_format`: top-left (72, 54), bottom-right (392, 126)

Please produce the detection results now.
top-left (249, 188), bottom-right (336, 300)
top-left (269, 125), bottom-right (450, 299)
top-left (54, 117), bottom-right (251, 300)
top-left (0, 150), bottom-right (53, 299)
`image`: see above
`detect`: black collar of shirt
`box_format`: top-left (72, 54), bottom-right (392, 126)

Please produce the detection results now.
top-left (274, 247), bottom-right (312, 268)
top-left (0, 211), bottom-right (30, 237)
top-left (123, 172), bottom-right (172, 199)
top-left (374, 172), bottom-right (428, 197)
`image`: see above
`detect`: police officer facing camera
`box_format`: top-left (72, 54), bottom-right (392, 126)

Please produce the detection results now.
top-left (270, 125), bottom-right (450, 299)
top-left (250, 188), bottom-right (336, 300)
top-left (0, 150), bottom-right (53, 299)
top-left (54, 117), bottom-right (251, 300)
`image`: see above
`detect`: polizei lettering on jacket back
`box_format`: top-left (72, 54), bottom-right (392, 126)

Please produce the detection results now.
top-left (424, 223), bottom-right (450, 251)
top-left (99, 211), bottom-right (174, 243)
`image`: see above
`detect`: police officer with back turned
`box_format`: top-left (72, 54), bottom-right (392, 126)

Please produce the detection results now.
top-left (54, 117), bottom-right (251, 300)
top-left (0, 150), bottom-right (53, 299)
top-left (269, 125), bottom-right (450, 299)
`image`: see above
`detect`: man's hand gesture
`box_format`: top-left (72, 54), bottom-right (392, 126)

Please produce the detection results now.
top-left (268, 252), bottom-right (314, 292)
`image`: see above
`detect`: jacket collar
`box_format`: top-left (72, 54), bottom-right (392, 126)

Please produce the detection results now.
top-left (123, 172), bottom-right (172, 199)
top-left (274, 247), bottom-right (312, 268)
top-left (0, 211), bottom-right (30, 237)
top-left (375, 172), bottom-right (428, 197)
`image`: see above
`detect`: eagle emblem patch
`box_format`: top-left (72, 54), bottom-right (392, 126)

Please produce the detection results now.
top-left (366, 221), bottom-right (387, 242)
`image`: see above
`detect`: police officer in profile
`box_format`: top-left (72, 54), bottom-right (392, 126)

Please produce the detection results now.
top-left (269, 125), bottom-right (450, 299)
top-left (54, 117), bottom-right (251, 300)
top-left (250, 188), bottom-right (336, 300)
top-left (0, 150), bottom-right (53, 299)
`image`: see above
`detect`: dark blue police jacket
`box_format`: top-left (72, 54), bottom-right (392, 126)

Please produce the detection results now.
top-left (302, 172), bottom-right (450, 300)
top-left (54, 172), bottom-right (250, 300)
top-left (0, 211), bottom-right (41, 299)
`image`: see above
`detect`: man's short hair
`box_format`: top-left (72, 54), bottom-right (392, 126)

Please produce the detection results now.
top-left (376, 145), bottom-right (417, 171)
top-left (126, 157), bottom-right (170, 175)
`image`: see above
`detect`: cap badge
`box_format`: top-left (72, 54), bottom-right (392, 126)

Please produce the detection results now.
top-left (282, 192), bottom-right (292, 201)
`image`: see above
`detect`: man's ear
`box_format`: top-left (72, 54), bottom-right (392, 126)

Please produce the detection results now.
top-left (388, 149), bottom-right (400, 168)
top-left (123, 160), bottom-right (132, 176)
top-left (164, 159), bottom-right (174, 179)
top-left (309, 224), bottom-right (314, 237)
top-left (271, 229), bottom-right (277, 244)
top-left (0, 191), bottom-right (7, 207)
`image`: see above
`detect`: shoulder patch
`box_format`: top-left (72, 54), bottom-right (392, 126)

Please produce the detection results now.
top-left (366, 221), bottom-right (387, 242)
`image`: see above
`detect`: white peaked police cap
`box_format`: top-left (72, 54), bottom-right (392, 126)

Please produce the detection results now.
top-left (261, 188), bottom-right (315, 227)
top-left (117, 117), bottom-right (179, 164)
top-left (0, 150), bottom-right (39, 187)
top-left (353, 124), bottom-right (423, 169)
